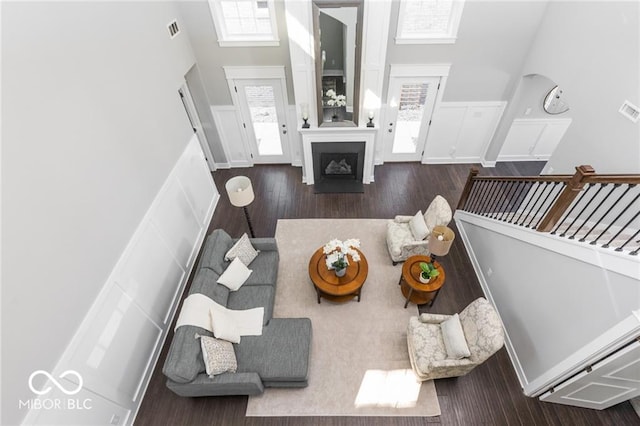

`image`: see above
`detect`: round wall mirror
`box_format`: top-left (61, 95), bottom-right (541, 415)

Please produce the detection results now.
top-left (543, 85), bottom-right (570, 115)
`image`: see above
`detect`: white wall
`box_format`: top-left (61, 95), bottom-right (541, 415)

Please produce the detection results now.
top-left (487, 1), bottom-right (640, 173)
top-left (513, 74), bottom-right (564, 120)
top-left (176, 0), bottom-right (296, 105)
top-left (455, 211), bottom-right (640, 396)
top-left (2, 2), bottom-right (197, 424)
top-left (384, 1), bottom-right (548, 102)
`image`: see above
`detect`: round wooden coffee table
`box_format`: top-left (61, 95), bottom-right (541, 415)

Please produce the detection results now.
top-left (399, 255), bottom-right (445, 308)
top-left (308, 247), bottom-right (368, 303)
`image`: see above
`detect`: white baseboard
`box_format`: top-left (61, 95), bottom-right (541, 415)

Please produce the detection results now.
top-left (423, 156), bottom-right (481, 164)
top-left (228, 160), bottom-right (252, 168)
top-left (497, 155), bottom-right (550, 162)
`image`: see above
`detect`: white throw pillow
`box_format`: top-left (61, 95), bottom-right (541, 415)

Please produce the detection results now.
top-left (440, 313), bottom-right (471, 359)
top-left (409, 210), bottom-right (429, 240)
top-left (224, 233), bottom-right (259, 266)
top-left (209, 305), bottom-right (241, 344)
top-left (197, 334), bottom-right (237, 377)
top-left (217, 257), bottom-right (252, 291)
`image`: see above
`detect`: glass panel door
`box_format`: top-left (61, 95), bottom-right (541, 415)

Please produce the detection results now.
top-left (235, 79), bottom-right (290, 163)
top-left (384, 77), bottom-right (439, 162)
top-left (244, 84), bottom-right (282, 156)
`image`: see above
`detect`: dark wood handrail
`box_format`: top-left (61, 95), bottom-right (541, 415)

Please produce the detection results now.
top-left (467, 173), bottom-right (640, 185)
top-left (470, 175), bottom-right (573, 183)
top-left (456, 165), bottom-right (640, 254)
top-left (457, 165), bottom-right (640, 226)
top-left (584, 175), bottom-right (640, 184)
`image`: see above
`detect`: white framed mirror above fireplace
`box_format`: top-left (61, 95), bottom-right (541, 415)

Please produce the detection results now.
top-left (285, 0), bottom-right (392, 129)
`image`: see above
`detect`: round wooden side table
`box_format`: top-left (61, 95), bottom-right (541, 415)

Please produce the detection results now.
top-left (399, 255), bottom-right (445, 308)
top-left (308, 247), bottom-right (368, 303)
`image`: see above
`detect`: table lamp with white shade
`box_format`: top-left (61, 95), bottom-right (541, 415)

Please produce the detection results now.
top-left (225, 176), bottom-right (256, 238)
top-left (428, 225), bottom-right (455, 262)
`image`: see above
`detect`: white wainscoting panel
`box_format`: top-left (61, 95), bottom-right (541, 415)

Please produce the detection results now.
top-left (29, 384), bottom-right (131, 426)
top-left (425, 101), bottom-right (506, 164)
top-left (175, 140), bottom-right (218, 224)
top-left (151, 178), bottom-right (202, 267)
top-left (498, 118), bottom-right (571, 161)
top-left (116, 221), bottom-right (185, 326)
top-left (63, 284), bottom-right (163, 406)
top-left (23, 136), bottom-right (218, 426)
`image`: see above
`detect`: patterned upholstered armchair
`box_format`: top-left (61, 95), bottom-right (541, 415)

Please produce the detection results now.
top-left (407, 298), bottom-right (505, 381)
top-left (386, 195), bottom-right (452, 264)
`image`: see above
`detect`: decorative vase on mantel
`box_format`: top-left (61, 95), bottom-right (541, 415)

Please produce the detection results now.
top-left (335, 266), bottom-right (347, 277)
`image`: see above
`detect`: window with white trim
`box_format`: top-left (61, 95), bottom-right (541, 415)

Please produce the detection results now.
top-left (396, 0), bottom-right (465, 44)
top-left (209, 0), bottom-right (279, 47)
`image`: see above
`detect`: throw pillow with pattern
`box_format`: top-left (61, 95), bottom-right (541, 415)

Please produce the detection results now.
top-left (196, 333), bottom-right (238, 377)
top-left (224, 233), bottom-right (259, 266)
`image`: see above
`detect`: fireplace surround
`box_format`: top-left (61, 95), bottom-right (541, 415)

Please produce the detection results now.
top-left (300, 128), bottom-right (376, 186)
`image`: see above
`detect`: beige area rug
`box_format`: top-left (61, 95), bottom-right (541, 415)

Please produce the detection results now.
top-left (246, 219), bottom-right (441, 417)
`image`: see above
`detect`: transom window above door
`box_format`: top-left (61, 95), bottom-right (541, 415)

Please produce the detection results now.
top-left (396, 0), bottom-right (465, 44)
top-left (209, 0), bottom-right (279, 46)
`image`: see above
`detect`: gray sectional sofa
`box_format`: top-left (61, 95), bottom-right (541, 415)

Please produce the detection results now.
top-left (163, 229), bottom-right (312, 396)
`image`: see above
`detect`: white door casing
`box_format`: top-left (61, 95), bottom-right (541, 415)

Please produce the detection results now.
top-left (179, 83), bottom-right (216, 171)
top-left (383, 64), bottom-right (450, 163)
top-left (224, 66), bottom-right (291, 164)
top-left (383, 76), bottom-right (440, 162)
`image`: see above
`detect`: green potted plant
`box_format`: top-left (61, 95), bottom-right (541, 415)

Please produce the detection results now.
top-left (419, 262), bottom-right (440, 283)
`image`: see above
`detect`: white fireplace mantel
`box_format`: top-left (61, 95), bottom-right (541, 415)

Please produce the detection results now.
top-left (300, 127), bottom-right (377, 185)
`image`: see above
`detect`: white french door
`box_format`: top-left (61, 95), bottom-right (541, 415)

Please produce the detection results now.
top-left (384, 76), bottom-right (440, 162)
top-left (234, 78), bottom-right (290, 164)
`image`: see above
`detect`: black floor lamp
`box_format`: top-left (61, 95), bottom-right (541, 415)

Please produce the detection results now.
top-left (225, 176), bottom-right (256, 238)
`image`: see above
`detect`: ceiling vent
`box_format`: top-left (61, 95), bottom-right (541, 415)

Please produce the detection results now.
top-left (619, 100), bottom-right (639, 123)
top-left (168, 19), bottom-right (180, 39)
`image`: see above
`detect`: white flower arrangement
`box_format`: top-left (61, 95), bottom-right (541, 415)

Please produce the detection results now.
top-left (325, 89), bottom-right (347, 107)
top-left (323, 238), bottom-right (361, 270)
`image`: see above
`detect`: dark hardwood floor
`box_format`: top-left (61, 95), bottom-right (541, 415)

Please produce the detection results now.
top-left (135, 162), bottom-right (639, 426)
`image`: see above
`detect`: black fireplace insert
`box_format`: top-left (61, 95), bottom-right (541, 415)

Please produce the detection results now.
top-left (311, 142), bottom-right (365, 193)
